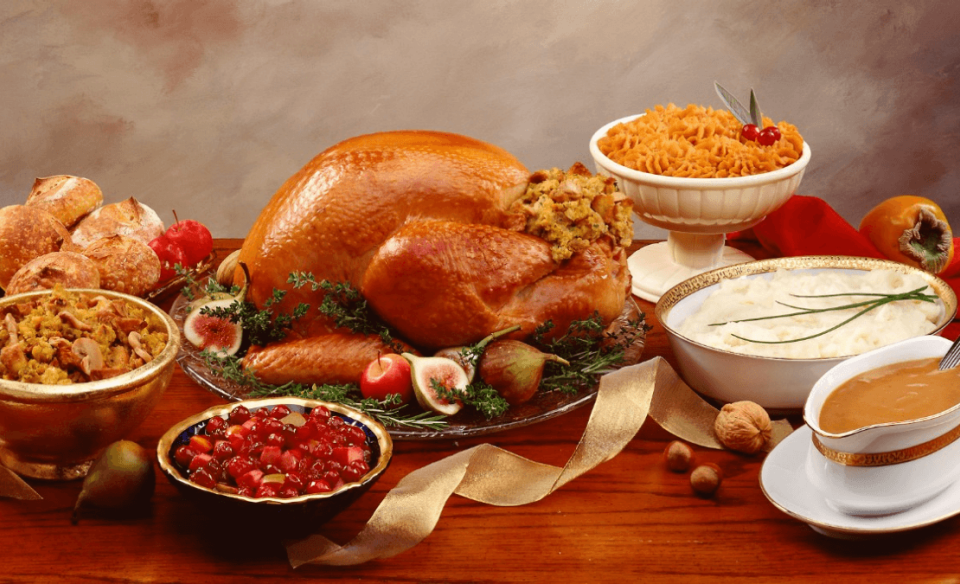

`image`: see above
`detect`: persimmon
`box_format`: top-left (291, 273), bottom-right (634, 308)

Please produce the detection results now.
top-left (859, 196), bottom-right (954, 274)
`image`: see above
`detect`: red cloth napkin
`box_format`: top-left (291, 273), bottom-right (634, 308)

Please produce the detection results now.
top-left (729, 195), bottom-right (960, 340)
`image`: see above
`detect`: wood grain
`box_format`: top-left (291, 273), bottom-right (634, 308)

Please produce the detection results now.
top-left (1, 239), bottom-right (957, 583)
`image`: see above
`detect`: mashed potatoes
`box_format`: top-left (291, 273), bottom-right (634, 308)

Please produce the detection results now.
top-left (676, 269), bottom-right (941, 359)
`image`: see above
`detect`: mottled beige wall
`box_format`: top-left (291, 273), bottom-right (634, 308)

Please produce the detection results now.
top-left (1, 0), bottom-right (958, 239)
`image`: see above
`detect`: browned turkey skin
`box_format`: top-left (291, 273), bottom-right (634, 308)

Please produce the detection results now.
top-left (237, 130), bottom-right (631, 385)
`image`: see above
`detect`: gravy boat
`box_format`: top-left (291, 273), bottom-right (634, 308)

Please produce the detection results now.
top-left (803, 335), bottom-right (960, 516)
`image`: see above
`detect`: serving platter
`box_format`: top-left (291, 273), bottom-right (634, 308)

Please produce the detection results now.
top-left (170, 293), bottom-right (645, 440)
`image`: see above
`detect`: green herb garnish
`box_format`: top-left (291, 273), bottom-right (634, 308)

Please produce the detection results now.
top-left (532, 312), bottom-right (649, 394)
top-left (432, 378), bottom-right (511, 420)
top-left (709, 286), bottom-right (939, 344)
top-left (199, 350), bottom-right (448, 431)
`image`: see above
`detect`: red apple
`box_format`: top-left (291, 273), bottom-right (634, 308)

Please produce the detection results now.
top-left (360, 353), bottom-right (413, 403)
top-left (148, 235), bottom-right (188, 282)
top-left (165, 217), bottom-right (213, 266)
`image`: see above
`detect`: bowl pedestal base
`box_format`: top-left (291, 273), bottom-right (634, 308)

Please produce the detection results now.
top-left (629, 232), bottom-right (754, 302)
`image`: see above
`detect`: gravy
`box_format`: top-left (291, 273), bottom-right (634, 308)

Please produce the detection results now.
top-left (819, 357), bottom-right (960, 434)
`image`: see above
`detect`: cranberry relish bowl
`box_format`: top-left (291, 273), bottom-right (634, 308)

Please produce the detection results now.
top-left (158, 397), bottom-right (393, 532)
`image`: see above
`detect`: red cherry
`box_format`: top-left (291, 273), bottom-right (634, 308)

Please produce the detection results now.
top-left (741, 124), bottom-right (760, 141)
top-left (148, 235), bottom-right (188, 283)
top-left (758, 126), bottom-right (780, 146)
top-left (165, 216), bottom-right (213, 267)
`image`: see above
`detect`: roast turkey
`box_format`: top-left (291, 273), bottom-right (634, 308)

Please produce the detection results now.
top-left (236, 130), bottom-right (633, 385)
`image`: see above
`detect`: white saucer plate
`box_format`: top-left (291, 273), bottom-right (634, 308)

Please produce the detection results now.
top-left (759, 425), bottom-right (960, 538)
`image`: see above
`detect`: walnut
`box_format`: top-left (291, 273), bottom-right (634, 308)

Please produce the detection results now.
top-left (714, 401), bottom-right (772, 454)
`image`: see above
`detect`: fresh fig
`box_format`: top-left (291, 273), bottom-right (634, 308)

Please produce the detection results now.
top-left (183, 297), bottom-right (243, 356)
top-left (433, 325), bottom-right (521, 382)
top-left (401, 353), bottom-right (467, 416)
top-left (477, 340), bottom-right (569, 406)
top-left (72, 440), bottom-right (155, 524)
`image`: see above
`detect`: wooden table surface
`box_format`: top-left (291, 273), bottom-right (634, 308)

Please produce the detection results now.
top-left (3, 239), bottom-right (959, 583)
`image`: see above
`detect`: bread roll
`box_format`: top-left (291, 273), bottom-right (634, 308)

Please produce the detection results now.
top-left (25, 175), bottom-right (103, 228)
top-left (0, 205), bottom-right (72, 291)
top-left (6, 251), bottom-right (101, 295)
top-left (81, 235), bottom-right (161, 296)
top-left (71, 197), bottom-right (164, 249)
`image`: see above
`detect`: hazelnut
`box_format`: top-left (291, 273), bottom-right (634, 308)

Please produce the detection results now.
top-left (663, 440), bottom-right (693, 472)
top-left (714, 401), bottom-right (772, 454)
top-left (690, 463), bottom-right (722, 497)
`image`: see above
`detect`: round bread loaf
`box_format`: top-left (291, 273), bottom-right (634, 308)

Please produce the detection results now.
top-left (6, 251), bottom-right (101, 295)
top-left (71, 197), bottom-right (164, 249)
top-left (25, 175), bottom-right (103, 228)
top-left (0, 205), bottom-right (72, 291)
top-left (81, 235), bottom-right (161, 296)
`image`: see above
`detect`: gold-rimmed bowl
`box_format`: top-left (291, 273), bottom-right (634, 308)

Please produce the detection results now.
top-left (656, 256), bottom-right (958, 411)
top-left (0, 288), bottom-right (180, 480)
top-left (157, 397), bottom-right (393, 532)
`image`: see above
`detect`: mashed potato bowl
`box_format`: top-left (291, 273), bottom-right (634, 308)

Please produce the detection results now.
top-left (0, 288), bottom-right (179, 480)
top-left (655, 257), bottom-right (957, 411)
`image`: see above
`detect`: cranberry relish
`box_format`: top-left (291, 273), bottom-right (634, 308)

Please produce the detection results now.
top-left (172, 404), bottom-right (374, 499)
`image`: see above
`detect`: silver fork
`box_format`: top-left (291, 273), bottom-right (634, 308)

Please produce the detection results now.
top-left (939, 336), bottom-right (960, 370)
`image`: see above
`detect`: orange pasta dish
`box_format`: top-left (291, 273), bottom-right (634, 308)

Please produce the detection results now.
top-left (596, 104), bottom-right (804, 178)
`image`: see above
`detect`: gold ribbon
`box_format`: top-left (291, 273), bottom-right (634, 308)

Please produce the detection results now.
top-left (285, 357), bottom-right (792, 567)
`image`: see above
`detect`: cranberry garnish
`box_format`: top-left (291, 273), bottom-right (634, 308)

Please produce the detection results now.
top-left (310, 441), bottom-right (334, 459)
top-left (238, 469), bottom-right (264, 490)
top-left (265, 432), bottom-right (285, 448)
top-left (741, 124), bottom-right (760, 141)
top-left (344, 426), bottom-right (367, 446)
top-left (226, 456), bottom-right (256, 479)
top-left (188, 453), bottom-right (213, 473)
top-left (213, 440), bottom-right (235, 461)
top-left (270, 405), bottom-right (292, 419)
top-left (205, 416), bottom-right (227, 436)
top-left (306, 479), bottom-right (332, 494)
top-left (758, 126), bottom-right (780, 146)
top-left (340, 463), bottom-right (363, 483)
top-left (237, 486), bottom-right (254, 498)
top-left (283, 472), bottom-right (305, 493)
top-left (254, 408), bottom-right (269, 419)
top-left (328, 415), bottom-right (344, 429)
top-left (279, 486), bottom-right (300, 498)
top-left (191, 468), bottom-right (217, 489)
top-left (189, 435), bottom-right (214, 454)
top-left (255, 482), bottom-right (281, 498)
top-left (228, 405), bottom-right (251, 425)
top-left (174, 445), bottom-right (197, 468)
top-left (309, 406), bottom-right (331, 422)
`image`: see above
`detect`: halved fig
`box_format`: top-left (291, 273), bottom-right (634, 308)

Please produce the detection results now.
top-left (183, 298), bottom-right (243, 357)
top-left (401, 353), bottom-right (467, 416)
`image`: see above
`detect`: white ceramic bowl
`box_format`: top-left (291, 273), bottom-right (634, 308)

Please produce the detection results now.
top-left (655, 256), bottom-right (957, 412)
top-left (589, 114), bottom-right (812, 234)
top-left (589, 114), bottom-right (812, 301)
top-left (803, 335), bottom-right (960, 516)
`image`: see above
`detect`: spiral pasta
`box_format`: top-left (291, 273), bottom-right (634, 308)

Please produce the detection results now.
top-left (597, 104), bottom-right (804, 178)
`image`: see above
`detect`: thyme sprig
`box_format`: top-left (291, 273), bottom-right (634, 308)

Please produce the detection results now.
top-left (709, 286), bottom-right (938, 345)
top-left (532, 312), bottom-right (648, 394)
top-left (432, 378), bottom-right (511, 420)
top-left (290, 273), bottom-right (405, 353)
top-left (198, 350), bottom-right (448, 431)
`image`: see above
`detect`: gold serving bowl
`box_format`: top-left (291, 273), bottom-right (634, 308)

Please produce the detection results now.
top-left (0, 288), bottom-right (180, 480)
top-left (157, 397), bottom-right (393, 532)
top-left (656, 256), bottom-right (958, 412)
